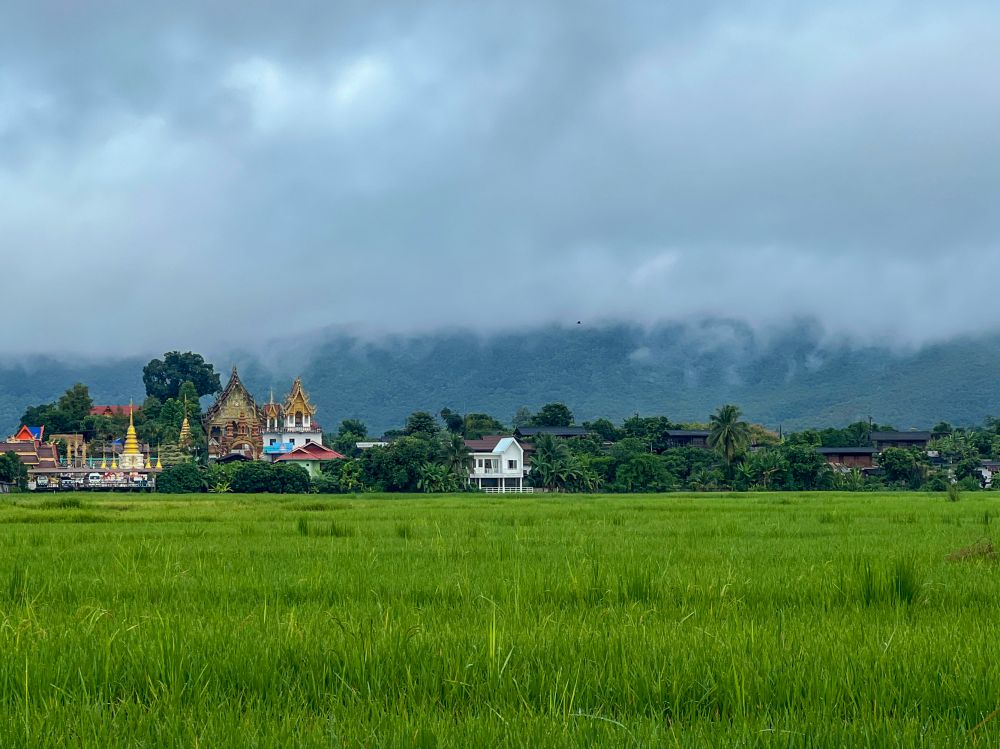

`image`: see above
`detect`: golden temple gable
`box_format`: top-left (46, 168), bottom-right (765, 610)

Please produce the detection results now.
top-left (204, 367), bottom-right (263, 460)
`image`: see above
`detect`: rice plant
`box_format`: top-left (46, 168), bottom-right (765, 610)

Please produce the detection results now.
top-left (0, 491), bottom-right (994, 747)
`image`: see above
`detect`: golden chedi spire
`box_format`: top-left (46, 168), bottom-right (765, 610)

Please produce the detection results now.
top-left (155, 446), bottom-right (162, 470)
top-left (179, 396), bottom-right (191, 448)
top-left (123, 400), bottom-right (141, 456)
top-left (119, 400), bottom-right (146, 471)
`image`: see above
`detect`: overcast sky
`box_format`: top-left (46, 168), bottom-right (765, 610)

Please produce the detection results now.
top-left (2, 1), bottom-right (1000, 354)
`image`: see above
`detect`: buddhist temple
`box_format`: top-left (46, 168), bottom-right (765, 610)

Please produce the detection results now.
top-left (204, 367), bottom-right (263, 461)
top-left (262, 378), bottom-right (323, 461)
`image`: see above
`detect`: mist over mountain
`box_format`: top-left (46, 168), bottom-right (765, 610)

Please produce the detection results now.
top-left (2, 321), bottom-right (997, 437)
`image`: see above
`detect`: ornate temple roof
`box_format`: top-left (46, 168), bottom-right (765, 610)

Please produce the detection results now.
top-left (283, 377), bottom-right (317, 417)
top-left (204, 367), bottom-right (263, 423)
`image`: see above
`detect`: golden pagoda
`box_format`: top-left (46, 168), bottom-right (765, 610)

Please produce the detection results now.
top-left (179, 396), bottom-right (192, 448)
top-left (119, 401), bottom-right (145, 471)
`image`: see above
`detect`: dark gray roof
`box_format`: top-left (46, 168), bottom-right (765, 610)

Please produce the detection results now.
top-left (666, 430), bottom-right (711, 438)
top-left (817, 447), bottom-right (877, 455)
top-left (870, 431), bottom-right (932, 442)
top-left (514, 426), bottom-right (590, 437)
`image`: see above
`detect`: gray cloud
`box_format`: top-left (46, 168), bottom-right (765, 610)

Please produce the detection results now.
top-left (2, 0), bottom-right (1000, 354)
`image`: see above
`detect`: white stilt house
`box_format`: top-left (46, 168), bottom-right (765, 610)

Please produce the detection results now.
top-left (465, 436), bottom-right (531, 492)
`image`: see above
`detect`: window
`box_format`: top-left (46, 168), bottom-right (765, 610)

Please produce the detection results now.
top-left (477, 459), bottom-right (483, 468)
top-left (295, 411), bottom-right (303, 427)
top-left (289, 439), bottom-right (295, 446)
top-left (508, 460), bottom-right (517, 470)
top-left (269, 439), bottom-right (276, 446)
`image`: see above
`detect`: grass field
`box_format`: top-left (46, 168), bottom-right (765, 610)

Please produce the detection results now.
top-left (1, 491), bottom-right (999, 747)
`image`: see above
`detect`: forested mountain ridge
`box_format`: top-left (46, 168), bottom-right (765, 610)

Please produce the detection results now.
top-left (1, 322), bottom-right (997, 436)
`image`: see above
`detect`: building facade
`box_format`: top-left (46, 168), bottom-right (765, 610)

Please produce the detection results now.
top-left (465, 436), bottom-right (530, 492)
top-left (262, 378), bottom-right (323, 461)
top-left (204, 368), bottom-right (264, 461)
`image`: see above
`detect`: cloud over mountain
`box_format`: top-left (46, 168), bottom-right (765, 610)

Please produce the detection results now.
top-left (3, 1), bottom-right (1000, 353)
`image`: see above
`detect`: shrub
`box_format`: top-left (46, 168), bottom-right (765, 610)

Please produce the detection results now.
top-left (156, 463), bottom-right (205, 493)
top-left (947, 483), bottom-right (961, 502)
top-left (311, 474), bottom-right (341, 494)
top-left (276, 464), bottom-right (310, 494)
top-left (231, 462), bottom-right (311, 494)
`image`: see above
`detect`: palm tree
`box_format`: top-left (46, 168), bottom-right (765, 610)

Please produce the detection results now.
top-left (442, 433), bottom-right (473, 484)
top-left (708, 404), bottom-right (751, 476)
top-left (530, 435), bottom-right (572, 491)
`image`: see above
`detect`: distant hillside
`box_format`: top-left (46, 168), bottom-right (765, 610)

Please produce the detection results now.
top-left (1, 322), bottom-right (998, 436)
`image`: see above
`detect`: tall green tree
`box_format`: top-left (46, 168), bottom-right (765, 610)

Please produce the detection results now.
top-left (439, 408), bottom-right (465, 434)
top-left (404, 411), bottom-right (440, 439)
top-left (708, 404), bottom-right (751, 475)
top-left (56, 383), bottom-right (93, 428)
top-left (143, 352), bottom-right (221, 401)
top-left (0, 452), bottom-right (28, 490)
top-left (531, 403), bottom-right (574, 428)
top-left (463, 413), bottom-right (506, 439)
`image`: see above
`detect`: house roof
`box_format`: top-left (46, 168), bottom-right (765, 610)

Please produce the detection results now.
top-left (514, 426), bottom-right (590, 437)
top-left (817, 447), bottom-right (877, 455)
top-left (90, 405), bottom-right (140, 416)
top-left (275, 442), bottom-right (345, 462)
top-left (666, 429), bottom-right (711, 438)
top-left (870, 431), bottom-right (932, 442)
top-left (465, 436), bottom-right (520, 454)
top-left (465, 436), bottom-right (504, 452)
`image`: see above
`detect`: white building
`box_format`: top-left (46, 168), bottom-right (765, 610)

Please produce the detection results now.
top-left (262, 378), bottom-right (324, 461)
top-left (465, 436), bottom-right (531, 492)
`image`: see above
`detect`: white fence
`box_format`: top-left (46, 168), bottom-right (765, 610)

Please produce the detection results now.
top-left (482, 486), bottom-right (539, 494)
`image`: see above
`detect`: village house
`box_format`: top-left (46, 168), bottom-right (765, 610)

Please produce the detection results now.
top-left (273, 442), bottom-right (345, 477)
top-left (664, 429), bottom-right (711, 448)
top-left (816, 446), bottom-right (876, 469)
top-left (869, 431), bottom-right (933, 451)
top-left (465, 436), bottom-right (530, 492)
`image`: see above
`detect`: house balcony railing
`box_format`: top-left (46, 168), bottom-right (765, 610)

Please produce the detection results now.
top-left (265, 425), bottom-right (320, 434)
top-left (471, 470), bottom-right (525, 479)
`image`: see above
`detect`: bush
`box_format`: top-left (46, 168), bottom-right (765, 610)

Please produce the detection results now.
top-left (230, 462), bottom-right (311, 493)
top-left (156, 463), bottom-right (205, 493)
top-left (276, 464), bottom-right (310, 493)
top-left (311, 474), bottom-right (342, 494)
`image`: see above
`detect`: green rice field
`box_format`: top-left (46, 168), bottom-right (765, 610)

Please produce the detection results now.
top-left (1, 491), bottom-right (999, 747)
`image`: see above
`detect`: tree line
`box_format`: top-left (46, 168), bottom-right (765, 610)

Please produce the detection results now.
top-left (12, 350), bottom-right (1000, 494)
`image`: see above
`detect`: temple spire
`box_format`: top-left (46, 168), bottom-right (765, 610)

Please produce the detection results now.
top-left (179, 395), bottom-right (191, 447)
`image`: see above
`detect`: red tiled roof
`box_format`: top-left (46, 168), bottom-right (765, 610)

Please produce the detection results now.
top-left (90, 405), bottom-right (140, 416)
top-left (274, 443), bottom-right (345, 462)
top-left (464, 436), bottom-right (506, 452)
